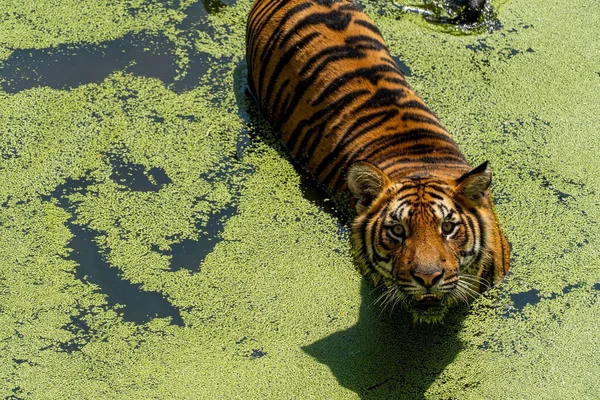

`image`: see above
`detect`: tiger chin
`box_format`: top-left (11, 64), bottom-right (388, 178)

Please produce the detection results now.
top-left (246, 0), bottom-right (510, 323)
top-left (348, 160), bottom-right (510, 323)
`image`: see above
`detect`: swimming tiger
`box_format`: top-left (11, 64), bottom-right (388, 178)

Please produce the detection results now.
top-left (246, 0), bottom-right (510, 322)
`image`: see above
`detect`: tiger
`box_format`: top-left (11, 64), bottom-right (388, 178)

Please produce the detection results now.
top-left (246, 0), bottom-right (510, 322)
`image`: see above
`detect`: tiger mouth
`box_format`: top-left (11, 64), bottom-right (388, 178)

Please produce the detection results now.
top-left (413, 294), bottom-right (443, 310)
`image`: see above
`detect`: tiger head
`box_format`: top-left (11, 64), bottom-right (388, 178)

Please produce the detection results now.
top-left (347, 161), bottom-right (508, 323)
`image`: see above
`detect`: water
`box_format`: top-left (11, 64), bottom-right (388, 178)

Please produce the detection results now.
top-left (2, 0), bottom-right (599, 398)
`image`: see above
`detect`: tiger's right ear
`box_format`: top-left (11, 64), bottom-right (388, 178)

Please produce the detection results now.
top-left (347, 161), bottom-right (391, 214)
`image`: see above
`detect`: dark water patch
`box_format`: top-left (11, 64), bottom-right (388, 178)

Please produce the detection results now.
top-left (166, 156), bottom-right (253, 273)
top-left (236, 128), bottom-right (252, 161)
top-left (12, 358), bottom-right (37, 366)
top-left (68, 213), bottom-right (184, 326)
top-left (491, 188), bottom-right (512, 206)
top-left (391, 55), bottom-right (413, 77)
top-left (528, 171), bottom-right (574, 204)
top-left (576, 238), bottom-right (589, 248)
top-left (235, 336), bottom-right (247, 344)
top-left (593, 283), bottom-right (600, 291)
top-left (499, 47), bottom-right (523, 60)
top-left (178, 1), bottom-right (212, 33)
top-left (466, 38), bottom-right (494, 53)
top-left (510, 288), bottom-right (540, 312)
top-left (507, 283), bottom-right (587, 314)
top-left (9, 387), bottom-right (25, 400)
top-left (59, 308), bottom-right (96, 352)
top-left (171, 0), bottom-right (237, 93)
top-left (169, 202), bottom-right (238, 272)
top-left (248, 349), bottom-right (267, 359)
top-left (204, 0), bottom-right (236, 14)
top-left (48, 176), bottom-right (184, 327)
top-left (108, 153), bottom-right (172, 192)
top-left (171, 53), bottom-right (212, 93)
top-left (0, 33), bottom-right (179, 93)
top-left (502, 116), bottom-right (551, 141)
top-left (1, 148), bottom-right (18, 161)
top-left (178, 0), bottom-right (236, 32)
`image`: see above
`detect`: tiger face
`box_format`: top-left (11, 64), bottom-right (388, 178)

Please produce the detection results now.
top-left (348, 161), bottom-right (504, 323)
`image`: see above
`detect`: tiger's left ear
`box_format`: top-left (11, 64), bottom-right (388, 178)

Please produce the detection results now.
top-left (347, 161), bottom-right (391, 214)
top-left (455, 161), bottom-right (491, 202)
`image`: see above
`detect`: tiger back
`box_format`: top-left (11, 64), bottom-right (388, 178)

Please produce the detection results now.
top-left (246, 0), bottom-right (510, 322)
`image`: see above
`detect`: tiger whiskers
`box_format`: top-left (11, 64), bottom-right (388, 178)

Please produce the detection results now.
top-left (448, 286), bottom-right (470, 306)
top-left (447, 274), bottom-right (488, 306)
top-left (459, 273), bottom-right (491, 291)
top-left (373, 284), bottom-right (407, 316)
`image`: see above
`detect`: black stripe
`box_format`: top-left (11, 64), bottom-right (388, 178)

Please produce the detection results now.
top-left (257, 2), bottom-right (313, 100)
top-left (278, 9), bottom-right (353, 51)
top-left (326, 128), bottom-right (458, 190)
top-left (384, 76), bottom-right (409, 86)
top-left (401, 111), bottom-right (444, 128)
top-left (318, 111), bottom-right (403, 187)
top-left (298, 44), bottom-right (368, 77)
top-left (269, 78), bottom-right (291, 127)
top-left (369, 204), bottom-right (389, 260)
top-left (354, 19), bottom-right (382, 36)
top-left (287, 89), bottom-right (370, 153)
top-left (355, 88), bottom-right (407, 112)
top-left (456, 215), bottom-right (470, 249)
top-left (276, 53), bottom-right (387, 132)
top-left (312, 64), bottom-right (400, 106)
top-left (344, 34), bottom-right (386, 48)
top-left (398, 142), bottom-right (464, 159)
top-left (247, 0), bottom-right (287, 52)
top-left (395, 192), bottom-right (419, 203)
top-left (426, 190), bottom-right (444, 200)
top-left (265, 31), bottom-right (321, 116)
top-left (338, 109), bottom-right (399, 148)
top-left (374, 155), bottom-right (466, 168)
top-left (248, 0), bottom-right (289, 96)
top-left (338, 3), bottom-right (363, 12)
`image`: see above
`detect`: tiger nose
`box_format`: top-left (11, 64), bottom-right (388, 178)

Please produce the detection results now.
top-left (411, 270), bottom-right (443, 288)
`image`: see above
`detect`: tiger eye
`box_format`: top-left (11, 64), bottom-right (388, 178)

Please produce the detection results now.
top-left (391, 224), bottom-right (405, 237)
top-left (442, 222), bottom-right (454, 234)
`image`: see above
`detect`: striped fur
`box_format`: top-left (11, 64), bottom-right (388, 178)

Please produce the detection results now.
top-left (246, 0), bottom-right (510, 322)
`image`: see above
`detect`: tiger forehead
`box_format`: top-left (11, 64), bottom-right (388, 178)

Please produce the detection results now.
top-left (387, 181), bottom-right (455, 220)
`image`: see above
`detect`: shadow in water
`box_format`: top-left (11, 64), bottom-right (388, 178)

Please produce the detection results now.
top-left (303, 281), bottom-right (466, 399)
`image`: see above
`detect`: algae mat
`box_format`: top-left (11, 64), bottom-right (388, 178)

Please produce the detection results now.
top-left (0, 0), bottom-right (599, 398)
